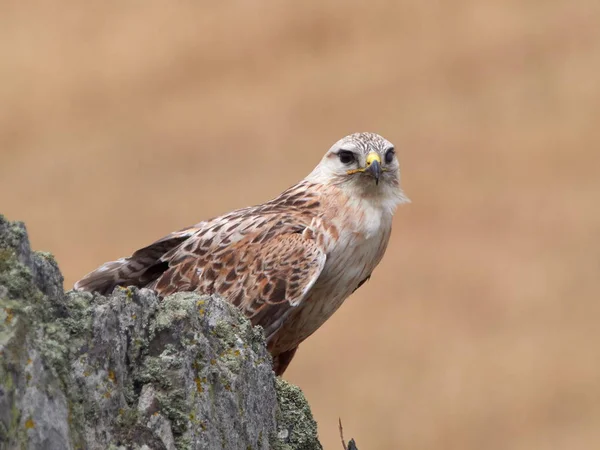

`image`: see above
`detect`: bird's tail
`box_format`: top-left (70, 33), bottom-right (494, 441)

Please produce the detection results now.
top-left (74, 257), bottom-right (139, 295)
top-left (74, 227), bottom-right (196, 295)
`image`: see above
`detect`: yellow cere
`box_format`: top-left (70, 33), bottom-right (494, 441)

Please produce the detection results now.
top-left (366, 152), bottom-right (381, 165)
top-left (346, 152), bottom-right (387, 175)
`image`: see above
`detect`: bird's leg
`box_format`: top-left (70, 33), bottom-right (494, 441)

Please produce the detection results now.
top-left (273, 346), bottom-right (299, 376)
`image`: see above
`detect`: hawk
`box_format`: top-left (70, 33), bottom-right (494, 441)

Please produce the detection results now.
top-left (75, 132), bottom-right (409, 375)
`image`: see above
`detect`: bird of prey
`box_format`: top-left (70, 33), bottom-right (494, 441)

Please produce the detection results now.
top-left (75, 132), bottom-right (409, 375)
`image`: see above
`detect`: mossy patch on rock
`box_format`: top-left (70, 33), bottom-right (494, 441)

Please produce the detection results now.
top-left (271, 378), bottom-right (322, 450)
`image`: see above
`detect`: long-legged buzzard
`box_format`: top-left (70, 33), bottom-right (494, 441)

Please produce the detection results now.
top-left (75, 132), bottom-right (409, 375)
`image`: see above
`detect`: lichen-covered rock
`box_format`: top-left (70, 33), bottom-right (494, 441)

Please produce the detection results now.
top-left (0, 215), bottom-right (321, 450)
top-left (272, 379), bottom-right (321, 450)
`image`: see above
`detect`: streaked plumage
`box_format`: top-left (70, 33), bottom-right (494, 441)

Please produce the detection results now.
top-left (75, 132), bottom-right (409, 375)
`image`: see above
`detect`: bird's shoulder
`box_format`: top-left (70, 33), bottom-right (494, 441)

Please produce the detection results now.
top-left (158, 181), bottom-right (330, 269)
top-left (194, 181), bottom-right (323, 240)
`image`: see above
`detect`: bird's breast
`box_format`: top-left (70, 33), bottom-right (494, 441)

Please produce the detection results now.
top-left (320, 225), bottom-right (389, 296)
top-left (289, 211), bottom-right (391, 335)
top-left (268, 190), bottom-right (395, 354)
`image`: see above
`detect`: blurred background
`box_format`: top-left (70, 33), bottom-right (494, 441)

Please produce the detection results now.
top-left (1, 1), bottom-right (599, 449)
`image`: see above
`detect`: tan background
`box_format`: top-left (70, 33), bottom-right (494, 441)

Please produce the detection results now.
top-left (1, 1), bottom-right (600, 449)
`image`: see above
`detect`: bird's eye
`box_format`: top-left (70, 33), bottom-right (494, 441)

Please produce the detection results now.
top-left (338, 150), bottom-right (356, 165)
top-left (385, 148), bottom-right (395, 164)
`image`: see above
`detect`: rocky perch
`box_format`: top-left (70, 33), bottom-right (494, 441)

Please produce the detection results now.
top-left (0, 215), bottom-right (322, 450)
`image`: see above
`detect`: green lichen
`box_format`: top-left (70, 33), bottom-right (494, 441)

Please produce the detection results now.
top-left (37, 324), bottom-right (71, 379)
top-left (271, 378), bottom-right (322, 450)
top-left (174, 434), bottom-right (192, 450)
top-left (157, 388), bottom-right (189, 435)
top-left (0, 256), bottom-right (36, 301)
top-left (35, 251), bottom-right (57, 266)
top-left (0, 216), bottom-right (90, 448)
top-left (152, 293), bottom-right (198, 333)
top-left (0, 216), bottom-right (26, 251)
top-left (0, 248), bottom-right (13, 273)
top-left (217, 346), bottom-right (245, 373)
top-left (115, 406), bottom-right (138, 431)
top-left (136, 356), bottom-right (173, 389)
top-left (62, 292), bottom-right (94, 335)
top-left (0, 223), bottom-right (36, 447)
top-left (213, 319), bottom-right (238, 346)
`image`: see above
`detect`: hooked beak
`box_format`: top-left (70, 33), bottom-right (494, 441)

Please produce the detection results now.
top-left (365, 152), bottom-right (383, 185)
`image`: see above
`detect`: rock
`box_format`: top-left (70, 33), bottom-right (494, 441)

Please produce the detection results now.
top-left (0, 214), bottom-right (322, 450)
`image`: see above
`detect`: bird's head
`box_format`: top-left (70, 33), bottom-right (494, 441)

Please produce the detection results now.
top-left (307, 132), bottom-right (409, 210)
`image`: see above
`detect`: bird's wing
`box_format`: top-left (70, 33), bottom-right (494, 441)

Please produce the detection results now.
top-left (74, 186), bottom-right (326, 303)
top-left (232, 230), bottom-right (326, 339)
top-left (153, 222), bottom-right (327, 339)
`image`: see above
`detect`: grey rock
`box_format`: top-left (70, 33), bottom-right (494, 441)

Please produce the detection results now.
top-left (0, 214), bottom-right (321, 450)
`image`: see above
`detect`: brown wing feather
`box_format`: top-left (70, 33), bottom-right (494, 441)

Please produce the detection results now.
top-left (155, 221), bottom-right (324, 296)
top-left (240, 230), bottom-right (325, 339)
